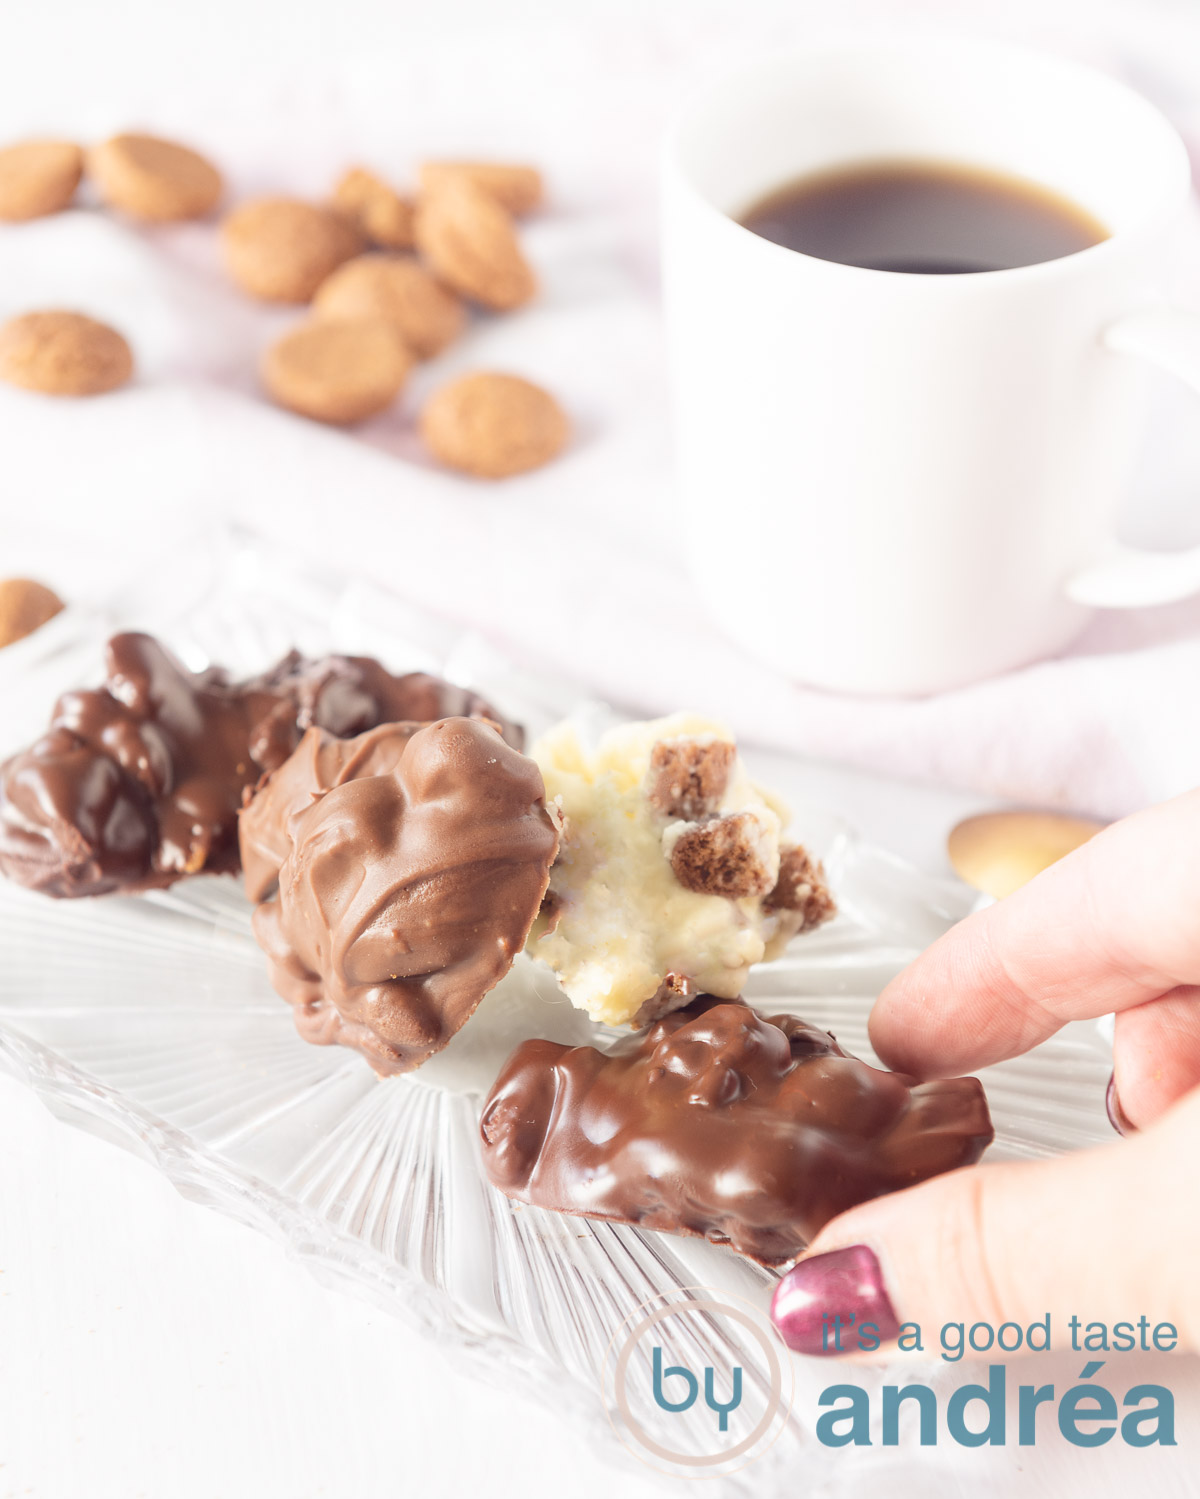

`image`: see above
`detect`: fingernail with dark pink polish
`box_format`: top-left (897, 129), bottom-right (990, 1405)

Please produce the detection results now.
top-left (1106, 1071), bottom-right (1136, 1136)
top-left (770, 1244), bottom-right (900, 1356)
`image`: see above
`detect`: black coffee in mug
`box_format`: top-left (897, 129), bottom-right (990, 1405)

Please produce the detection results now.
top-left (738, 159), bottom-right (1109, 274)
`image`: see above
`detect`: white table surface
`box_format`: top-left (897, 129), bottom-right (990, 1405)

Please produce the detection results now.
top-left (3, 1), bottom-right (1198, 1495)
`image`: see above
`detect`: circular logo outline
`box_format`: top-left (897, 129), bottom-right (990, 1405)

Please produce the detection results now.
top-left (599, 1285), bottom-right (795, 1477)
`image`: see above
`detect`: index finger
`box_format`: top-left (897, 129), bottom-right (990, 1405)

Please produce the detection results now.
top-left (868, 788), bottom-right (1200, 1077)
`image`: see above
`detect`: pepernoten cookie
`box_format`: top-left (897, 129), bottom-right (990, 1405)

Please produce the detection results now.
top-left (332, 167), bottom-right (415, 250)
top-left (414, 176), bottom-right (536, 311)
top-left (421, 372), bottom-right (567, 478)
top-left (222, 197), bottom-right (364, 303)
top-left (242, 717), bottom-right (559, 1075)
top-left (262, 318), bottom-right (413, 424)
top-left (0, 311), bottom-right (132, 396)
top-left (313, 253), bottom-right (465, 359)
top-left (0, 140), bottom-right (83, 221)
top-left (0, 579), bottom-right (64, 647)
top-left (419, 161), bottom-right (543, 217)
top-left (88, 133), bottom-right (222, 221)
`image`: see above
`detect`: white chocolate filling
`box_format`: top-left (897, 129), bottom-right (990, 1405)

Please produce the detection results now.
top-left (526, 713), bottom-right (797, 1026)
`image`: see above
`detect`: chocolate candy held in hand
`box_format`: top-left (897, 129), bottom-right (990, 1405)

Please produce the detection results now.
top-left (480, 996), bottom-right (993, 1265)
top-left (0, 633), bottom-right (521, 898)
top-left (243, 718), bottom-right (559, 1075)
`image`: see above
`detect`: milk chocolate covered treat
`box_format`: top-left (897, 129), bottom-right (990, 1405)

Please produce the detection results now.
top-left (480, 996), bottom-right (993, 1265)
top-left (0, 635), bottom-right (519, 898)
top-left (0, 140), bottom-right (83, 221)
top-left (244, 718), bottom-right (559, 1075)
top-left (240, 718), bottom-right (412, 904)
top-left (527, 714), bottom-right (834, 1025)
top-left (239, 671), bottom-right (522, 899)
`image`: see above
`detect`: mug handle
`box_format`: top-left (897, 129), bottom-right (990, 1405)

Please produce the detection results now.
top-left (1066, 307), bottom-right (1200, 608)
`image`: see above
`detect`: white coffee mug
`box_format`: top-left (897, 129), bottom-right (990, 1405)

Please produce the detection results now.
top-left (662, 39), bottom-right (1200, 695)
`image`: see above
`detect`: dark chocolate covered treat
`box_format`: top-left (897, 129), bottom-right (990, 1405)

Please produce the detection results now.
top-left (0, 632), bottom-right (519, 898)
top-left (0, 633), bottom-right (281, 896)
top-left (245, 718), bottom-right (559, 1075)
top-left (480, 996), bottom-right (992, 1265)
top-left (243, 650), bottom-right (522, 770)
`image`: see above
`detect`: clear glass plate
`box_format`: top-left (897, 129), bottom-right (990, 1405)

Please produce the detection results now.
top-left (0, 530), bottom-right (1115, 1494)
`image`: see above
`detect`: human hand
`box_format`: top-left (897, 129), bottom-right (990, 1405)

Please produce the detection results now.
top-left (771, 789), bottom-right (1200, 1356)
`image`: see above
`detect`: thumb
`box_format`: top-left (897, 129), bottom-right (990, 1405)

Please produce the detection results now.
top-left (771, 1088), bottom-right (1200, 1358)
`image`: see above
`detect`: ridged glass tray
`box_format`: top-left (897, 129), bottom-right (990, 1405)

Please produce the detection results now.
top-left (0, 533), bottom-right (1115, 1495)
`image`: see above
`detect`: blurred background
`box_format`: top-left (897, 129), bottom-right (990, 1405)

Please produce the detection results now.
top-left (2, 1), bottom-right (1200, 1495)
top-left (6, 0), bottom-right (1200, 825)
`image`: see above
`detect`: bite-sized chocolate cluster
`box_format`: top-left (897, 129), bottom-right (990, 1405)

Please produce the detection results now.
top-left (243, 647), bottom-right (522, 768)
top-left (243, 717), bottom-right (559, 1075)
top-left (0, 632), bottom-right (518, 898)
top-left (480, 996), bottom-right (993, 1265)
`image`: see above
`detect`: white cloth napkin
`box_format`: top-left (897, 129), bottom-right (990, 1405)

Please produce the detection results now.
top-left (3, 0), bottom-right (1200, 822)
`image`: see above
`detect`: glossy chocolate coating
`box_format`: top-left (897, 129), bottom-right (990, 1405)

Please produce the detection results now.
top-left (247, 717), bottom-right (559, 1075)
top-left (240, 717), bottom-right (421, 904)
top-left (244, 650), bottom-right (522, 771)
top-left (480, 996), bottom-right (993, 1265)
top-left (0, 633), bottom-right (520, 898)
